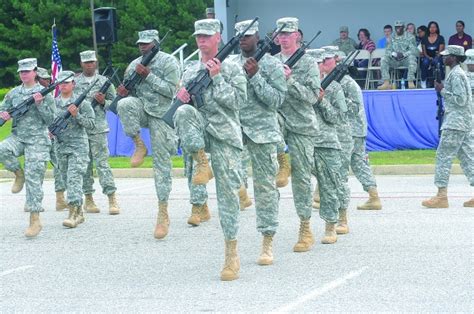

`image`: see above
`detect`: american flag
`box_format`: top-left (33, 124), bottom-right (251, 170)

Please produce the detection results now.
top-left (51, 22), bottom-right (62, 97)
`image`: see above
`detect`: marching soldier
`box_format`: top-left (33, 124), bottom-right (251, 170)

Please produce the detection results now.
top-left (185, 152), bottom-right (212, 226)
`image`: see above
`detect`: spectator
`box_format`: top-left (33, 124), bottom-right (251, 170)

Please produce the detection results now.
top-left (332, 25), bottom-right (358, 55)
top-left (406, 23), bottom-right (416, 36)
top-left (377, 24), bottom-right (393, 48)
top-left (420, 21), bottom-right (445, 88)
top-left (448, 20), bottom-right (472, 51)
top-left (354, 28), bottom-right (376, 81)
top-left (416, 25), bottom-right (428, 47)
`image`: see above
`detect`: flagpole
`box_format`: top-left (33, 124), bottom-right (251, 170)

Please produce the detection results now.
top-left (90, 0), bottom-right (98, 66)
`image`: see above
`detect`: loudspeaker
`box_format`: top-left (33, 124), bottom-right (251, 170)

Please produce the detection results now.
top-left (94, 7), bottom-right (118, 45)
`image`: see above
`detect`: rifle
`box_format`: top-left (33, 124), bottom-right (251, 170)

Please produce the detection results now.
top-left (161, 17), bottom-right (259, 128)
top-left (434, 63), bottom-right (444, 138)
top-left (109, 31), bottom-right (171, 114)
top-left (91, 68), bottom-right (119, 108)
top-left (251, 23), bottom-right (286, 63)
top-left (0, 73), bottom-right (74, 127)
top-left (284, 30), bottom-right (321, 68)
top-left (48, 79), bottom-right (99, 137)
top-left (320, 50), bottom-right (359, 90)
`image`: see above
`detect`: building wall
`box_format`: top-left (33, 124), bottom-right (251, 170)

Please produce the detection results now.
top-left (215, 0), bottom-right (473, 47)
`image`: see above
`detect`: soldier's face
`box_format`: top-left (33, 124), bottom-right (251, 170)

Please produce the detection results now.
top-left (196, 33), bottom-right (220, 53)
top-left (443, 55), bottom-right (455, 67)
top-left (19, 70), bottom-right (36, 84)
top-left (81, 61), bottom-right (97, 76)
top-left (321, 57), bottom-right (336, 72)
top-left (467, 64), bottom-right (474, 72)
top-left (138, 42), bottom-right (154, 55)
top-left (59, 81), bottom-right (74, 94)
top-left (38, 78), bottom-right (51, 88)
top-left (340, 31), bottom-right (348, 40)
top-left (395, 26), bottom-right (404, 35)
top-left (277, 32), bottom-right (298, 50)
top-left (239, 34), bottom-right (258, 53)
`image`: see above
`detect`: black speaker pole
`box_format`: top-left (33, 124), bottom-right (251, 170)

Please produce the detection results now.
top-left (103, 44), bottom-right (121, 86)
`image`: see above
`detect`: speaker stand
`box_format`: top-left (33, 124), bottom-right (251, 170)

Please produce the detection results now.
top-left (102, 44), bottom-right (121, 85)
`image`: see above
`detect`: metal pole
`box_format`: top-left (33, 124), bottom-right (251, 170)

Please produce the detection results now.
top-left (90, 0), bottom-right (98, 66)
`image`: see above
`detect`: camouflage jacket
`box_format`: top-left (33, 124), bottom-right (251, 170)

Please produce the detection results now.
top-left (74, 73), bottom-right (116, 135)
top-left (125, 51), bottom-right (180, 118)
top-left (385, 32), bottom-right (417, 59)
top-left (340, 74), bottom-right (367, 137)
top-left (440, 64), bottom-right (473, 132)
top-left (332, 37), bottom-right (358, 55)
top-left (181, 59), bottom-right (247, 149)
top-left (229, 53), bottom-right (286, 144)
top-left (0, 83), bottom-right (55, 145)
top-left (275, 53), bottom-right (320, 136)
top-left (325, 80), bottom-right (351, 144)
top-left (313, 96), bottom-right (341, 150)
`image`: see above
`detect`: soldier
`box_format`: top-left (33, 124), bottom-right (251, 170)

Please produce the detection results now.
top-left (422, 45), bottom-right (473, 208)
top-left (75, 50), bottom-right (120, 215)
top-left (173, 19), bottom-right (247, 280)
top-left (116, 30), bottom-right (180, 239)
top-left (466, 49), bottom-right (474, 92)
top-left (332, 26), bottom-right (358, 56)
top-left (238, 146), bottom-right (252, 210)
top-left (36, 67), bottom-right (51, 87)
top-left (230, 19), bottom-right (287, 264)
top-left (0, 58), bottom-right (55, 237)
top-left (54, 71), bottom-right (95, 228)
top-left (378, 20), bottom-right (418, 90)
top-left (275, 17), bottom-right (321, 252)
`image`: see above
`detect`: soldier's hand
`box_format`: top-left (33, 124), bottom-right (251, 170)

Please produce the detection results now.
top-left (176, 87), bottom-right (191, 103)
top-left (206, 58), bottom-right (221, 77)
top-left (136, 64), bottom-right (150, 78)
top-left (48, 131), bottom-right (54, 139)
top-left (0, 111), bottom-right (11, 121)
top-left (33, 92), bottom-right (44, 105)
top-left (68, 104), bottom-right (78, 117)
top-left (434, 81), bottom-right (444, 92)
top-left (318, 88), bottom-right (325, 101)
top-left (94, 92), bottom-right (106, 105)
top-left (283, 64), bottom-right (292, 80)
top-left (244, 58), bottom-right (259, 78)
top-left (117, 84), bottom-right (129, 97)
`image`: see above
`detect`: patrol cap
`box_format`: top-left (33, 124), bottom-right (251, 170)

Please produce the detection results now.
top-left (394, 20), bottom-right (405, 27)
top-left (440, 45), bottom-right (465, 56)
top-left (136, 29), bottom-right (159, 44)
top-left (336, 50), bottom-right (346, 58)
top-left (80, 50), bottom-right (97, 62)
top-left (17, 58), bottom-right (37, 72)
top-left (321, 45), bottom-right (339, 58)
top-left (307, 48), bottom-right (325, 63)
top-left (340, 26), bottom-right (349, 33)
top-left (235, 19), bottom-right (259, 35)
top-left (465, 49), bottom-right (474, 64)
top-left (36, 67), bottom-right (50, 79)
top-left (206, 7), bottom-right (215, 15)
top-left (193, 19), bottom-right (221, 36)
top-left (57, 70), bottom-right (75, 83)
top-left (276, 17), bottom-right (299, 33)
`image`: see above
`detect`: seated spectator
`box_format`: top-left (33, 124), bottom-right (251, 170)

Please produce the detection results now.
top-left (416, 25), bottom-right (428, 52)
top-left (378, 20), bottom-right (417, 90)
top-left (406, 23), bottom-right (416, 36)
top-left (332, 26), bottom-right (358, 55)
top-left (354, 28), bottom-right (376, 78)
top-left (377, 24), bottom-right (392, 48)
top-left (448, 20), bottom-right (472, 51)
top-left (420, 21), bottom-right (445, 88)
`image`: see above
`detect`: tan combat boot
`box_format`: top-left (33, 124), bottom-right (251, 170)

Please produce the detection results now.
top-left (56, 191), bottom-right (68, 211)
top-left (11, 169), bottom-right (25, 193)
top-left (408, 81), bottom-right (416, 89)
top-left (192, 149), bottom-right (211, 185)
top-left (76, 205), bottom-right (85, 225)
top-left (187, 204), bottom-right (202, 226)
top-left (463, 198), bottom-right (474, 207)
top-left (357, 187), bottom-right (382, 210)
top-left (312, 186), bottom-right (320, 209)
top-left (84, 194), bottom-right (100, 213)
top-left (108, 193), bottom-right (120, 215)
top-left (63, 205), bottom-right (78, 228)
top-left (154, 202), bottom-right (169, 239)
top-left (130, 135), bottom-right (147, 167)
top-left (276, 153), bottom-right (290, 188)
top-left (321, 222), bottom-right (337, 244)
top-left (25, 212), bottom-right (42, 238)
top-left (239, 185), bottom-right (252, 210)
top-left (220, 239), bottom-right (240, 281)
top-left (200, 202), bottom-right (211, 222)
top-left (422, 187), bottom-right (449, 208)
top-left (335, 209), bottom-right (349, 235)
top-left (257, 235), bottom-right (273, 266)
top-left (293, 220), bottom-right (315, 252)
top-left (377, 80), bottom-right (391, 90)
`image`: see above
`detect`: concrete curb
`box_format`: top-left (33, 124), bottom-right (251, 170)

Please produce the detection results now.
top-left (0, 164), bottom-right (462, 179)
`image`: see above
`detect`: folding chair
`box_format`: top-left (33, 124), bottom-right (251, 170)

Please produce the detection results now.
top-left (365, 48), bottom-right (385, 89)
top-left (353, 49), bottom-right (370, 89)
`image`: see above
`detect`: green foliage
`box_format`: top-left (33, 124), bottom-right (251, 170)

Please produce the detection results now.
top-left (0, 0), bottom-right (212, 87)
top-left (0, 88), bottom-right (10, 101)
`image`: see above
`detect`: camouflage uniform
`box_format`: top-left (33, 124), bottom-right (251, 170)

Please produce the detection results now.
top-left (117, 33), bottom-right (180, 203)
top-left (332, 38), bottom-right (358, 56)
top-left (340, 74), bottom-right (377, 191)
top-left (240, 145), bottom-right (250, 188)
top-left (55, 89), bottom-right (95, 206)
top-left (229, 46), bottom-right (287, 236)
top-left (0, 81), bottom-right (55, 212)
top-left (51, 141), bottom-right (65, 192)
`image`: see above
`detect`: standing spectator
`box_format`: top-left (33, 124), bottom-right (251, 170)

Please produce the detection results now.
top-left (448, 20), bottom-right (472, 51)
top-left (377, 24), bottom-right (392, 48)
top-left (420, 21), bottom-right (445, 88)
top-left (332, 26), bottom-right (358, 55)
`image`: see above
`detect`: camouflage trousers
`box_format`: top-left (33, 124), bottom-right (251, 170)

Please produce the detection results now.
top-left (50, 140), bottom-right (65, 192)
top-left (339, 139), bottom-right (354, 210)
top-left (0, 136), bottom-right (49, 213)
top-left (57, 143), bottom-right (89, 206)
top-left (381, 55), bottom-right (417, 81)
top-left (435, 129), bottom-right (474, 187)
top-left (245, 136), bottom-right (280, 236)
top-left (351, 136), bottom-right (377, 191)
top-left (184, 153), bottom-right (208, 206)
top-left (83, 133), bottom-right (117, 196)
top-left (286, 131), bottom-right (315, 221)
top-left (240, 145), bottom-right (250, 187)
top-left (277, 113), bottom-right (287, 154)
top-left (175, 105), bottom-right (241, 240)
top-left (118, 97), bottom-right (177, 202)
top-left (313, 147), bottom-right (342, 223)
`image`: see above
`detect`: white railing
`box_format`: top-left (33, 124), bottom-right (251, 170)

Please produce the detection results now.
top-left (171, 43), bottom-right (188, 70)
top-left (184, 48), bottom-right (200, 64)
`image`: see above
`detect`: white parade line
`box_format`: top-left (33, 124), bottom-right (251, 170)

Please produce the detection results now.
top-left (0, 265), bottom-right (34, 277)
top-left (271, 266), bottom-right (368, 313)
